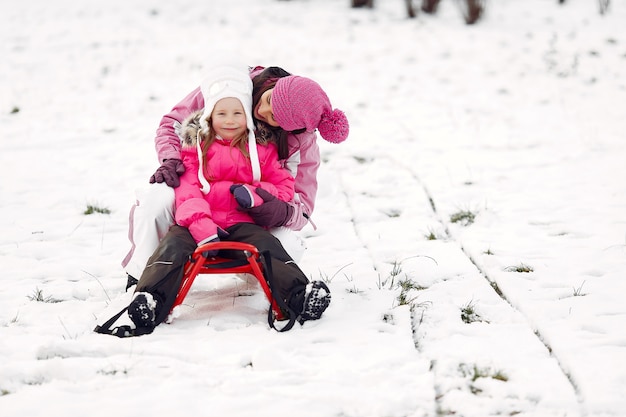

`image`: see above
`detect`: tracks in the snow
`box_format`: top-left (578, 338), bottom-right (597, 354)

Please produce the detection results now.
top-left (387, 154), bottom-right (586, 416)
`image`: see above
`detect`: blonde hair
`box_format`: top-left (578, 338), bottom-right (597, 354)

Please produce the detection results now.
top-left (199, 113), bottom-right (251, 181)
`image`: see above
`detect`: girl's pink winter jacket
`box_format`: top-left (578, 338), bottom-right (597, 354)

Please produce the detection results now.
top-left (174, 141), bottom-right (295, 245)
top-left (154, 67), bottom-right (320, 231)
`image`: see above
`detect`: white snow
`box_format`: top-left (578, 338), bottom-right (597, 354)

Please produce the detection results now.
top-left (1, 0), bottom-right (625, 416)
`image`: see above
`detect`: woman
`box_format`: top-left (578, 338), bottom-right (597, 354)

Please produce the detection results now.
top-left (121, 66), bottom-right (349, 289)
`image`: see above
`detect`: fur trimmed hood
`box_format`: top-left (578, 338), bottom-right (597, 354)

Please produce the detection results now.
top-left (176, 108), bottom-right (262, 195)
top-left (178, 110), bottom-right (205, 148)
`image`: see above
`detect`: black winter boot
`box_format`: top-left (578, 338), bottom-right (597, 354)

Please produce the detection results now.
top-left (128, 292), bottom-right (157, 328)
top-left (299, 281), bottom-right (331, 323)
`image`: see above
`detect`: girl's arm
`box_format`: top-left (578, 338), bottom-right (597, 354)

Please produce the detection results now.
top-left (174, 149), bottom-right (218, 244)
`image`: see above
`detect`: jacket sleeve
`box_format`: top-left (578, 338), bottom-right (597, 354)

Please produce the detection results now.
top-left (155, 87), bottom-right (204, 163)
top-left (256, 144), bottom-right (295, 203)
top-left (174, 149), bottom-right (218, 244)
top-left (283, 131), bottom-right (320, 231)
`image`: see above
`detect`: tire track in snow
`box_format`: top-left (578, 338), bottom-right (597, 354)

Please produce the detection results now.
top-left (325, 149), bottom-right (582, 416)
top-left (386, 154), bottom-right (586, 416)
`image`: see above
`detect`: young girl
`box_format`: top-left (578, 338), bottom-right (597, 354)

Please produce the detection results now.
top-left (126, 65), bottom-right (331, 334)
top-left (122, 66), bottom-right (349, 289)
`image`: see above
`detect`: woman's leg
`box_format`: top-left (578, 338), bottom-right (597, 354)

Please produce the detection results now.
top-left (269, 226), bottom-right (307, 263)
top-left (121, 183), bottom-right (175, 282)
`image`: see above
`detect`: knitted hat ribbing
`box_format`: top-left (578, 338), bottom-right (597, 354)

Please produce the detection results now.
top-left (271, 76), bottom-right (349, 144)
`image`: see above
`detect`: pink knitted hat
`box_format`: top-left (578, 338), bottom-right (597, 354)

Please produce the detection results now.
top-left (271, 76), bottom-right (349, 144)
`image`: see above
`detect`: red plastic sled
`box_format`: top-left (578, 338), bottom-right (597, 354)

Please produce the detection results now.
top-left (170, 241), bottom-right (284, 320)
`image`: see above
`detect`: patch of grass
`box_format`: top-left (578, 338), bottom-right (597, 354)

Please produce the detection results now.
top-left (377, 259), bottom-right (403, 289)
top-left (398, 277), bottom-right (426, 292)
top-left (389, 259), bottom-right (404, 278)
top-left (314, 265), bottom-right (360, 294)
top-left (375, 257), bottom-right (436, 308)
top-left (573, 280), bottom-right (587, 296)
top-left (27, 287), bottom-right (61, 303)
top-left (10, 106), bottom-right (20, 114)
top-left (424, 227), bottom-right (441, 240)
top-left (316, 263), bottom-right (353, 284)
top-left (346, 284), bottom-right (362, 294)
top-left (483, 248), bottom-right (494, 255)
top-left (396, 289), bottom-right (417, 306)
top-left (450, 209), bottom-right (476, 226)
top-left (460, 299), bottom-right (486, 324)
top-left (378, 255), bottom-right (437, 290)
top-left (392, 277), bottom-right (417, 306)
top-left (84, 203), bottom-right (111, 215)
top-left (459, 363), bottom-right (508, 395)
top-left (505, 263), bottom-right (534, 273)
top-left (460, 363), bottom-right (508, 382)
top-left (98, 367), bottom-right (129, 376)
top-left (395, 277), bottom-right (429, 307)
top-left (383, 208), bottom-right (401, 218)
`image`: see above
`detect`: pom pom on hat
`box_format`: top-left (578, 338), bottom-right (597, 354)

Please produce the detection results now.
top-left (318, 109), bottom-right (349, 144)
top-left (272, 76), bottom-right (349, 143)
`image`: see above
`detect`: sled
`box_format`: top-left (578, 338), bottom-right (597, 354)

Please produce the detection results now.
top-left (170, 241), bottom-right (285, 320)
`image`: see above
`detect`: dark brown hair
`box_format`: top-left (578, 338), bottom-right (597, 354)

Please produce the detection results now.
top-left (251, 66), bottom-right (304, 160)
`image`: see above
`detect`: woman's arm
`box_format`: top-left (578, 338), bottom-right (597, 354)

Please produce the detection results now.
top-left (283, 131), bottom-right (320, 230)
top-left (155, 87), bottom-right (204, 163)
top-left (256, 143), bottom-right (295, 203)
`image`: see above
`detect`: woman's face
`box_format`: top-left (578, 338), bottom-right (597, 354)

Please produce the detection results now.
top-left (254, 89), bottom-right (280, 127)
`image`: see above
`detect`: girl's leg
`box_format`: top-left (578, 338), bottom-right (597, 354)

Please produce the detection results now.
top-left (132, 225), bottom-right (197, 326)
top-left (121, 183), bottom-right (175, 282)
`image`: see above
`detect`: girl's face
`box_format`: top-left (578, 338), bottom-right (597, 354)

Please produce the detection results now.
top-left (211, 97), bottom-right (247, 140)
top-left (254, 89), bottom-right (280, 127)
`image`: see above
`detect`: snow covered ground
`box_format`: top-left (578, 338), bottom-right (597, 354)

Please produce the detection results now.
top-left (1, 0), bottom-right (625, 416)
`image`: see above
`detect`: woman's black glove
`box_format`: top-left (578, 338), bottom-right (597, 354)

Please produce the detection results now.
top-left (240, 188), bottom-right (294, 228)
top-left (149, 158), bottom-right (185, 188)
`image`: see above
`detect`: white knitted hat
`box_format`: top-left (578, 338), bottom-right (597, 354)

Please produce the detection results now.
top-left (199, 64), bottom-right (255, 136)
top-left (195, 64), bottom-right (260, 192)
